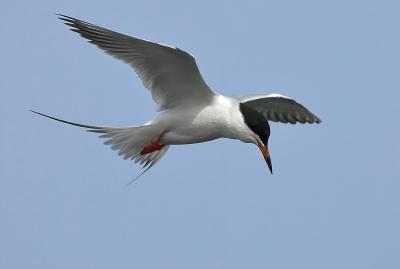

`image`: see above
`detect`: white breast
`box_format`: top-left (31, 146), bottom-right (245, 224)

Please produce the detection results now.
top-left (152, 95), bottom-right (256, 145)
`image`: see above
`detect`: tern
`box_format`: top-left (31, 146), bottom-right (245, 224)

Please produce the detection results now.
top-left (32, 15), bottom-right (321, 180)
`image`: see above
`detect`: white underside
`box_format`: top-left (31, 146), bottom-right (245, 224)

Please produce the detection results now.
top-left (149, 95), bottom-right (257, 145)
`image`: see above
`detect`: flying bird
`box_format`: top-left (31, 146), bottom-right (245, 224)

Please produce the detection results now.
top-left (32, 15), bottom-right (321, 180)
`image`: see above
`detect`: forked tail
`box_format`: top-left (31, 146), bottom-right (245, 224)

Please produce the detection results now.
top-left (31, 110), bottom-right (169, 182)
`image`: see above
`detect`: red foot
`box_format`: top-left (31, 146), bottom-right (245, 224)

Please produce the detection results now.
top-left (140, 143), bottom-right (165, 155)
top-left (139, 131), bottom-right (167, 155)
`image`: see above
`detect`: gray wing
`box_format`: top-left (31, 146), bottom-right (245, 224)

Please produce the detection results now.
top-left (58, 14), bottom-right (215, 111)
top-left (237, 94), bottom-right (321, 124)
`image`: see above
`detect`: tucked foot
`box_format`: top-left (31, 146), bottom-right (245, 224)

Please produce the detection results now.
top-left (140, 142), bottom-right (165, 155)
top-left (139, 131), bottom-right (168, 155)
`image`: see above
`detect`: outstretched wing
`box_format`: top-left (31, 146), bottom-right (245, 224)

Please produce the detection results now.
top-left (58, 14), bottom-right (215, 111)
top-left (237, 94), bottom-right (321, 124)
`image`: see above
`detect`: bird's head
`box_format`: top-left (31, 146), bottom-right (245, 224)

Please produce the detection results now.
top-left (239, 102), bottom-right (273, 174)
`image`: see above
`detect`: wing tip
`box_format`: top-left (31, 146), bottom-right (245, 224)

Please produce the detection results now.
top-left (313, 115), bottom-right (322, 124)
top-left (56, 13), bottom-right (74, 23)
top-left (57, 14), bottom-right (79, 31)
top-left (56, 14), bottom-right (90, 31)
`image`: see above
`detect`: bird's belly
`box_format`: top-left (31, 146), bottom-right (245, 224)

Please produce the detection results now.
top-left (161, 111), bottom-right (228, 144)
top-left (154, 100), bottom-right (233, 145)
top-left (162, 126), bottom-right (222, 145)
top-left (152, 95), bottom-right (254, 145)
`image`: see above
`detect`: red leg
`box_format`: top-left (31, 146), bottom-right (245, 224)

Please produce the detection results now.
top-left (139, 131), bottom-right (168, 155)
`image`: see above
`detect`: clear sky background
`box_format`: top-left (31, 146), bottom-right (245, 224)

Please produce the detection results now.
top-left (1, 0), bottom-right (399, 268)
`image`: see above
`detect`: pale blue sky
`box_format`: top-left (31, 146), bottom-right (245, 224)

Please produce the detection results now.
top-left (1, 0), bottom-right (399, 268)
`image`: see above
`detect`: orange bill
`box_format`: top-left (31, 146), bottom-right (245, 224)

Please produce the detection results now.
top-left (257, 141), bottom-right (273, 174)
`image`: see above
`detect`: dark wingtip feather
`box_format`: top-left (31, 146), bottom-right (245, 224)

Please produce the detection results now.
top-left (313, 115), bottom-right (322, 124)
top-left (57, 14), bottom-right (75, 24)
top-left (56, 14), bottom-right (74, 21)
top-left (57, 14), bottom-right (79, 31)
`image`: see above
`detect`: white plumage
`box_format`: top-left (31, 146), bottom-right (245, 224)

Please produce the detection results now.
top-left (32, 15), bottom-right (321, 178)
